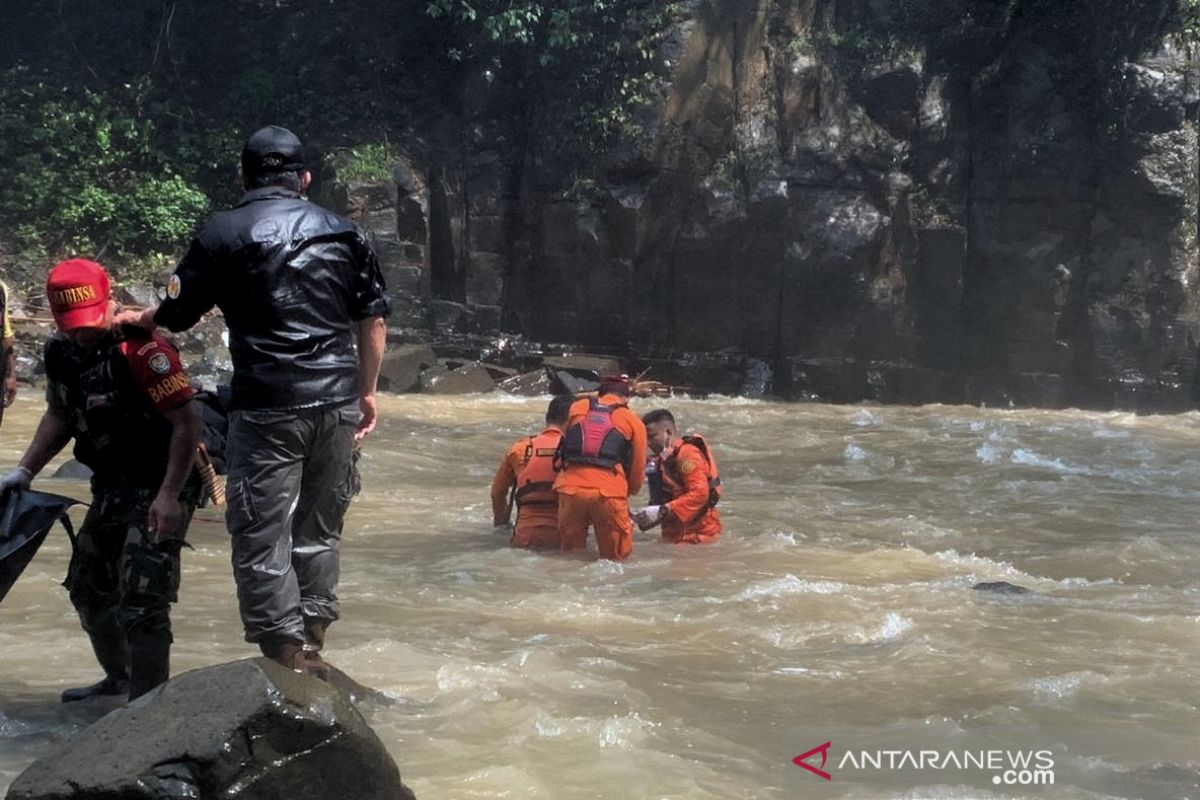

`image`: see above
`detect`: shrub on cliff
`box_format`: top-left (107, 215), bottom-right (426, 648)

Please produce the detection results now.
top-left (0, 67), bottom-right (209, 273)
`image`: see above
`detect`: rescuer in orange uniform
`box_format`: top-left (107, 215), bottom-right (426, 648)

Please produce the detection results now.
top-left (553, 375), bottom-right (647, 560)
top-left (491, 395), bottom-right (574, 549)
top-left (634, 408), bottom-right (723, 543)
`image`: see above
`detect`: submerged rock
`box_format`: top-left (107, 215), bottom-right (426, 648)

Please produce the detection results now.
top-left (7, 658), bottom-right (415, 800)
top-left (972, 581), bottom-right (1031, 595)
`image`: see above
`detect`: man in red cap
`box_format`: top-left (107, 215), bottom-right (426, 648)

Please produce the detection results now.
top-left (553, 375), bottom-right (647, 560)
top-left (118, 125), bottom-right (390, 674)
top-left (0, 259), bottom-right (202, 702)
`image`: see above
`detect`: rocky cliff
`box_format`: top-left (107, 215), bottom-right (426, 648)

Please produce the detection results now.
top-left (330, 0), bottom-right (1198, 409)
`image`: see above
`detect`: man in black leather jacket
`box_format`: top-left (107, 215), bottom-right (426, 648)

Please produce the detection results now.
top-left (123, 126), bottom-right (389, 675)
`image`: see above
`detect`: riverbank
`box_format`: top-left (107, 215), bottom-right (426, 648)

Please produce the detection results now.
top-left (5, 275), bottom-right (1199, 412)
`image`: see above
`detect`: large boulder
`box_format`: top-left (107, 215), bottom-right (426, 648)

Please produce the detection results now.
top-left (540, 354), bottom-right (623, 377)
top-left (6, 658), bottom-right (415, 800)
top-left (498, 368), bottom-right (553, 396)
top-left (419, 363), bottom-right (496, 394)
top-left (378, 344), bottom-right (438, 393)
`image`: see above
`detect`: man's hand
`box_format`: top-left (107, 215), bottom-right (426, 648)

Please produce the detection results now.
top-left (0, 466), bottom-right (33, 497)
top-left (113, 306), bottom-right (157, 330)
top-left (633, 504), bottom-right (666, 531)
top-left (148, 490), bottom-right (184, 541)
top-left (355, 393), bottom-right (378, 442)
top-left (3, 373), bottom-right (15, 408)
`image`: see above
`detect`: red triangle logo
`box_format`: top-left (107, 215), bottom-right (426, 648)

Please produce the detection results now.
top-left (792, 741), bottom-right (832, 780)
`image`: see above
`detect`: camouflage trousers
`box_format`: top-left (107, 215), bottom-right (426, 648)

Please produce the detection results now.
top-left (65, 487), bottom-right (194, 645)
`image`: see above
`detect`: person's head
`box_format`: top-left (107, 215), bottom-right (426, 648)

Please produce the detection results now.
top-left (546, 394), bottom-right (574, 429)
top-left (597, 374), bottom-right (630, 397)
top-left (47, 259), bottom-right (114, 349)
top-left (642, 408), bottom-right (677, 455)
top-left (240, 125), bottom-right (312, 193)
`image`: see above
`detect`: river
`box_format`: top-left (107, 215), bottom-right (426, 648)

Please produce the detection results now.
top-left (1, 393), bottom-right (1197, 799)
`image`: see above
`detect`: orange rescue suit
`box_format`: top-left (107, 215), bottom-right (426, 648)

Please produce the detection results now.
top-left (655, 435), bottom-right (723, 543)
top-left (490, 427), bottom-right (562, 549)
top-left (554, 394), bottom-right (647, 560)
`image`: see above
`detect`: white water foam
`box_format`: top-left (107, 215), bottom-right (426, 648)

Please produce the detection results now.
top-left (871, 612), bottom-right (914, 641)
top-left (844, 443), bottom-right (869, 461)
top-left (1010, 447), bottom-right (1085, 474)
top-left (975, 441), bottom-right (1004, 464)
top-left (850, 409), bottom-right (879, 427)
top-left (735, 574), bottom-right (846, 601)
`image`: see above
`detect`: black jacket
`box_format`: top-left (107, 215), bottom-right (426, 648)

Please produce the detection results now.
top-left (155, 187), bottom-right (390, 410)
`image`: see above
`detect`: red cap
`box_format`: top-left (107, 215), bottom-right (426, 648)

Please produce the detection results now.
top-left (47, 259), bottom-right (111, 331)
top-left (598, 374), bottom-right (631, 395)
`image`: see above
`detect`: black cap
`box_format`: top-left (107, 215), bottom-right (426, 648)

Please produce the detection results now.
top-left (241, 125), bottom-right (305, 175)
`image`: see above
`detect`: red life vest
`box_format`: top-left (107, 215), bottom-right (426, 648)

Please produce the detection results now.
top-left (558, 397), bottom-right (632, 471)
top-left (514, 429), bottom-right (562, 507)
top-left (661, 434), bottom-right (722, 519)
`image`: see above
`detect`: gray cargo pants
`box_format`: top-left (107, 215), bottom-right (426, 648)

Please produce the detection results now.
top-left (224, 401), bottom-right (361, 643)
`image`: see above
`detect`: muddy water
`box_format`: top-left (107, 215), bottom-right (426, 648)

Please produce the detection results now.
top-left (1, 393), bottom-right (1197, 799)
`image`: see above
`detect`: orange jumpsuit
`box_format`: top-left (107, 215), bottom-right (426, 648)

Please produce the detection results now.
top-left (490, 428), bottom-right (562, 549)
top-left (657, 440), bottom-right (723, 544)
top-left (553, 394), bottom-right (647, 560)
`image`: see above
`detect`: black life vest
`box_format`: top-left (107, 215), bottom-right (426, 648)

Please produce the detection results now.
top-left (557, 397), bottom-right (632, 471)
top-left (514, 429), bottom-right (561, 507)
top-left (44, 328), bottom-right (178, 489)
top-left (659, 434), bottom-right (722, 515)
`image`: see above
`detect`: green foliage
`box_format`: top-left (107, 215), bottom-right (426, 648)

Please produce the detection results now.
top-left (0, 68), bottom-right (209, 270)
top-left (784, 34), bottom-right (815, 58)
top-left (330, 143), bottom-right (402, 188)
top-left (710, 145), bottom-right (781, 195)
top-left (0, 0), bottom-right (687, 276)
top-left (1177, 0), bottom-right (1200, 49)
top-left (421, 1), bottom-right (682, 159)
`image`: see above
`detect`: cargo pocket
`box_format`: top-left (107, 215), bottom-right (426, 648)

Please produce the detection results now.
top-left (226, 477), bottom-right (258, 530)
top-left (123, 542), bottom-right (181, 603)
top-left (334, 449), bottom-right (362, 511)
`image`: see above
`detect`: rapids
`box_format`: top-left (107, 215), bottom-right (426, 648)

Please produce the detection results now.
top-left (1, 393), bottom-right (1197, 799)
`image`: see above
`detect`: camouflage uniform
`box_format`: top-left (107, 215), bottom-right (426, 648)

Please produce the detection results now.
top-left (45, 324), bottom-right (199, 700)
top-left (65, 487), bottom-right (194, 693)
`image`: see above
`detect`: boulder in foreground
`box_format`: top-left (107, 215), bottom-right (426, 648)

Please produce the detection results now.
top-left (7, 658), bottom-right (415, 800)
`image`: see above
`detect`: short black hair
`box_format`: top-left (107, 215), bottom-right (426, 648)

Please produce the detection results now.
top-left (642, 408), bottom-right (675, 427)
top-left (244, 169), bottom-right (303, 191)
top-left (546, 394), bottom-right (574, 425)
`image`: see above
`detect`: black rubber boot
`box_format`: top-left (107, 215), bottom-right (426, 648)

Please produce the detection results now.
top-left (128, 630), bottom-right (171, 701)
top-left (60, 675), bottom-right (130, 703)
top-left (303, 617), bottom-right (332, 681)
top-left (62, 624), bottom-right (130, 703)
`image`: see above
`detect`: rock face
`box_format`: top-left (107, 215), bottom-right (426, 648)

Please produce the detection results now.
top-left (6, 2), bottom-right (1193, 409)
top-left (314, 1), bottom-right (1198, 410)
top-left (6, 658), bottom-right (415, 800)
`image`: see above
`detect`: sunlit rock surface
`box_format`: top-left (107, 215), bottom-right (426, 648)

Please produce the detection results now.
top-left (6, 658), bottom-right (415, 800)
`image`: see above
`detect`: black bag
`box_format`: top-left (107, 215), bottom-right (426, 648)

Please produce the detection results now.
top-left (0, 489), bottom-right (77, 603)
